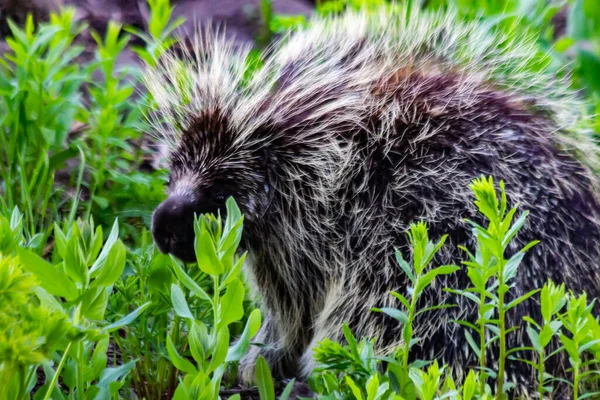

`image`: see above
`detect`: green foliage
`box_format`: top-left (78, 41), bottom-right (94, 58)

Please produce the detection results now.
top-left (450, 176), bottom-right (540, 397)
top-left (166, 198), bottom-right (262, 399)
top-left (2, 0), bottom-right (600, 399)
top-left (0, 208), bottom-right (147, 399)
top-left (0, 9), bottom-right (86, 236)
top-left (522, 281), bottom-right (566, 397)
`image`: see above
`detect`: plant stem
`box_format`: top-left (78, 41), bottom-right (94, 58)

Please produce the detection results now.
top-left (165, 316), bottom-right (180, 399)
top-left (403, 275), bottom-right (420, 369)
top-left (44, 304), bottom-right (82, 400)
top-left (497, 256), bottom-right (506, 399)
top-left (213, 275), bottom-right (220, 331)
top-left (75, 340), bottom-right (85, 400)
top-left (22, 364), bottom-right (37, 399)
top-left (479, 291), bottom-right (487, 395)
top-left (43, 342), bottom-right (73, 400)
top-left (573, 363), bottom-right (579, 400)
top-left (537, 350), bottom-right (545, 397)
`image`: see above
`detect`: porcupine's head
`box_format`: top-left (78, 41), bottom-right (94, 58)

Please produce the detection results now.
top-left (145, 29), bottom-right (274, 263)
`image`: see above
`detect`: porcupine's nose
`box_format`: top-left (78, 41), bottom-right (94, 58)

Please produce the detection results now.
top-left (151, 196), bottom-right (197, 263)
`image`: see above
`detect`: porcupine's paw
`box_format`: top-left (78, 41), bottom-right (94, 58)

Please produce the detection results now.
top-left (238, 343), bottom-right (284, 384)
top-left (238, 344), bottom-right (261, 385)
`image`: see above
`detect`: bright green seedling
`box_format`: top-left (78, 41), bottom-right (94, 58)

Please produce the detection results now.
top-left (520, 281), bottom-right (566, 397)
top-left (167, 197), bottom-right (262, 399)
top-left (449, 176), bottom-right (539, 398)
top-left (372, 221), bottom-right (459, 398)
top-left (559, 292), bottom-right (600, 400)
top-left (310, 324), bottom-right (382, 398)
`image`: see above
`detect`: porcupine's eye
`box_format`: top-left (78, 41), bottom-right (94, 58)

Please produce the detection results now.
top-left (208, 180), bottom-right (228, 205)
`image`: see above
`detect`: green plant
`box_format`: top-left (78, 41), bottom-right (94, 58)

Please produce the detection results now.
top-left (310, 324), bottom-right (381, 397)
top-left (166, 197), bottom-right (261, 399)
top-left (108, 240), bottom-right (178, 399)
top-left (558, 292), bottom-right (600, 399)
top-left (126, 0), bottom-right (185, 68)
top-left (521, 281), bottom-right (567, 397)
top-left (8, 212), bottom-right (149, 399)
top-left (0, 8), bottom-right (87, 236)
top-left (449, 176), bottom-right (540, 398)
top-left (0, 253), bottom-right (88, 400)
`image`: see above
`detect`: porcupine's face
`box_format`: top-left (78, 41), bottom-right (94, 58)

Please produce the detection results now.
top-left (151, 120), bottom-right (272, 263)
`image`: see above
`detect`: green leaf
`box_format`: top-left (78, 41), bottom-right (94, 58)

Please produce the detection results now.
top-left (102, 302), bottom-right (151, 333)
top-left (503, 252), bottom-right (525, 282)
top-left (415, 304), bottom-right (457, 317)
top-left (390, 291), bottom-right (411, 310)
top-left (568, 0), bottom-right (592, 40)
top-left (220, 207), bottom-right (244, 252)
top-left (371, 307), bottom-right (408, 324)
top-left (256, 356), bottom-right (275, 400)
top-left (279, 379), bottom-right (296, 400)
top-left (416, 265), bottom-right (460, 294)
top-left (527, 325), bottom-right (542, 353)
top-left (188, 322), bottom-right (206, 364)
top-left (195, 229), bottom-right (224, 275)
top-left (166, 336), bottom-right (197, 375)
top-left (89, 218), bottom-right (120, 275)
top-left (171, 284), bottom-right (194, 320)
top-left (92, 336), bottom-right (109, 380)
top-left (366, 374), bottom-right (379, 400)
top-left (170, 256), bottom-right (211, 302)
top-left (97, 360), bottom-right (137, 388)
top-left (80, 286), bottom-right (110, 321)
top-left (17, 247), bottom-right (78, 300)
top-left (220, 279), bottom-right (245, 326)
top-left (579, 339), bottom-right (600, 353)
top-left (54, 223), bottom-right (68, 259)
top-left (208, 326), bottom-right (230, 373)
top-left (27, 233), bottom-right (44, 249)
top-left (395, 248), bottom-right (415, 283)
top-left (222, 252), bottom-right (246, 287)
top-left (33, 286), bottom-right (64, 313)
top-left (580, 392), bottom-right (600, 400)
top-left (506, 289), bottom-right (539, 311)
top-left (554, 37), bottom-right (575, 53)
top-left (64, 239), bottom-right (87, 285)
top-left (91, 240), bottom-right (127, 288)
top-left (464, 330), bottom-right (481, 358)
top-left (345, 376), bottom-right (364, 400)
top-left (578, 49), bottom-right (600, 94)
top-left (226, 309), bottom-right (262, 362)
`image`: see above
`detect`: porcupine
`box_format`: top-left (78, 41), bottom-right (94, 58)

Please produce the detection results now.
top-left (147, 5), bottom-right (600, 396)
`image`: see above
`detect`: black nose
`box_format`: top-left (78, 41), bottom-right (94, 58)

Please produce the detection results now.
top-left (151, 196), bottom-right (197, 262)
